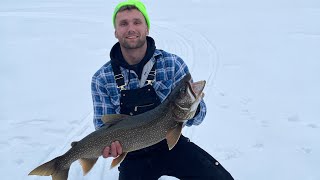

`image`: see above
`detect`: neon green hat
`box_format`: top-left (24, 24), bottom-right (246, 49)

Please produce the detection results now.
top-left (113, 0), bottom-right (150, 30)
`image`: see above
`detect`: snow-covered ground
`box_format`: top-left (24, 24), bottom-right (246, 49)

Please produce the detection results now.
top-left (1, 0), bottom-right (320, 179)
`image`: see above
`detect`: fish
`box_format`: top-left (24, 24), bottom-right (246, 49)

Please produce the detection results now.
top-left (28, 73), bottom-right (206, 180)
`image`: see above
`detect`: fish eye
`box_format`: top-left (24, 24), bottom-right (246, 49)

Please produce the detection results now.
top-left (180, 87), bottom-right (186, 93)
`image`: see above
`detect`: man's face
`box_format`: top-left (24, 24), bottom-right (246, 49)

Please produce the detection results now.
top-left (114, 9), bottom-right (149, 50)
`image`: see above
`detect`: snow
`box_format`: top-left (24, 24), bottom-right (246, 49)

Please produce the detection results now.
top-left (1, 0), bottom-right (320, 179)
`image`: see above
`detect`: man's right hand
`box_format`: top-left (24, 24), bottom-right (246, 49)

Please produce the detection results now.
top-left (102, 141), bottom-right (123, 158)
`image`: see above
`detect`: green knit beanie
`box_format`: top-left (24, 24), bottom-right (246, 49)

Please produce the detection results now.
top-left (113, 0), bottom-right (150, 30)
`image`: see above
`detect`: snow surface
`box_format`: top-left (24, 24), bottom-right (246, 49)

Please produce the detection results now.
top-left (1, 0), bottom-right (320, 180)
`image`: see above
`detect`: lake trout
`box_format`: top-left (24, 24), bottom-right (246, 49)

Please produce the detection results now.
top-left (28, 73), bottom-right (206, 180)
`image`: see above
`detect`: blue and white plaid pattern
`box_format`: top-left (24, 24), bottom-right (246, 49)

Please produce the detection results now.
top-left (91, 49), bottom-right (207, 130)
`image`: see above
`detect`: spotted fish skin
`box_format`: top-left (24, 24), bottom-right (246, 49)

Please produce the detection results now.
top-left (28, 73), bottom-right (206, 180)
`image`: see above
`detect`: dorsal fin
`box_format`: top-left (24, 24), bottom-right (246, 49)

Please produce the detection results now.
top-left (71, 141), bottom-right (78, 147)
top-left (102, 114), bottom-right (129, 127)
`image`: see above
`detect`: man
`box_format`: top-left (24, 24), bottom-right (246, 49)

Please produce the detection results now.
top-left (91, 0), bottom-right (234, 179)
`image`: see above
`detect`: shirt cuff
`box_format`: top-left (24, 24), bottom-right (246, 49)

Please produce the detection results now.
top-left (185, 100), bottom-right (206, 126)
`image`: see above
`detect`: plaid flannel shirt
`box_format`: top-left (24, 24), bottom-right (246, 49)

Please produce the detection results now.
top-left (91, 49), bottom-right (206, 130)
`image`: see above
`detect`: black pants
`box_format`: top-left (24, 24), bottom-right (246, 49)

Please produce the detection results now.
top-left (118, 136), bottom-right (234, 180)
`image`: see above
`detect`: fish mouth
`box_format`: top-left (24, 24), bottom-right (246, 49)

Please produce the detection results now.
top-left (187, 80), bottom-right (206, 99)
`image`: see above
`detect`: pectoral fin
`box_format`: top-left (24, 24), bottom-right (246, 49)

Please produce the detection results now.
top-left (166, 122), bottom-right (183, 150)
top-left (102, 114), bottom-right (129, 127)
top-left (110, 152), bottom-right (127, 169)
top-left (79, 158), bottom-right (98, 175)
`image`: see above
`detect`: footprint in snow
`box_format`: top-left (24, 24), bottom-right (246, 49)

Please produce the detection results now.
top-left (301, 147), bottom-right (312, 154)
top-left (307, 123), bottom-right (318, 129)
top-left (252, 143), bottom-right (264, 149)
top-left (287, 115), bottom-right (300, 122)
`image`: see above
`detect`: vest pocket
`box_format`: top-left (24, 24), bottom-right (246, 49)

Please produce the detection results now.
top-left (134, 103), bottom-right (155, 112)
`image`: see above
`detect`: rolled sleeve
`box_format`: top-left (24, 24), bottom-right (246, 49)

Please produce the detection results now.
top-left (185, 100), bottom-right (207, 126)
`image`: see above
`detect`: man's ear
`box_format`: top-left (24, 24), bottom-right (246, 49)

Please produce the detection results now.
top-left (146, 28), bottom-right (149, 36)
top-left (114, 30), bottom-right (118, 38)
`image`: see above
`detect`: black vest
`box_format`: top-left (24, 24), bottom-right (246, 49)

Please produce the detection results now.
top-left (111, 61), bottom-right (161, 116)
top-left (111, 61), bottom-right (175, 157)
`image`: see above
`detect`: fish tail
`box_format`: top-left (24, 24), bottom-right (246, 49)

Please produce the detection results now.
top-left (29, 156), bottom-right (70, 180)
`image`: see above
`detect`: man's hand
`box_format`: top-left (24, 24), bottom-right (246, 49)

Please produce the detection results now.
top-left (102, 141), bottom-right (123, 158)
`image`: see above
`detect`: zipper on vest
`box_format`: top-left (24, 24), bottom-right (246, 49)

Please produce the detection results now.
top-left (134, 103), bottom-right (154, 112)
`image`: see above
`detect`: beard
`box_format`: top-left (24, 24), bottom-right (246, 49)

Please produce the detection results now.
top-left (120, 36), bottom-right (146, 49)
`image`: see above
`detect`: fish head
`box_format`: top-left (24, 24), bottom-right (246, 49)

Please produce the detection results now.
top-left (171, 74), bottom-right (206, 121)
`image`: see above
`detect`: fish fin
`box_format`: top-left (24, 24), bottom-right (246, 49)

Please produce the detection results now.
top-left (110, 152), bottom-right (127, 169)
top-left (29, 156), bottom-right (69, 180)
top-left (29, 157), bottom-right (59, 176)
top-left (166, 123), bottom-right (183, 150)
top-left (71, 141), bottom-right (78, 147)
top-left (102, 114), bottom-right (129, 127)
top-left (52, 169), bottom-right (69, 180)
top-left (79, 158), bottom-right (99, 175)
